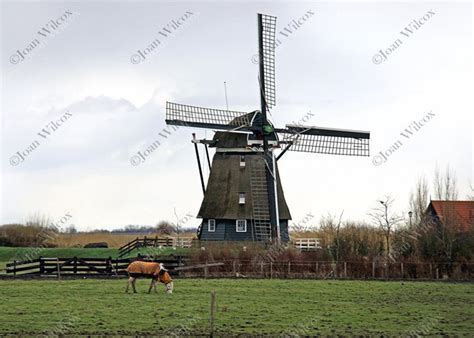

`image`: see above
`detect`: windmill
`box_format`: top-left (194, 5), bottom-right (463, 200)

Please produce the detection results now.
top-left (165, 14), bottom-right (370, 244)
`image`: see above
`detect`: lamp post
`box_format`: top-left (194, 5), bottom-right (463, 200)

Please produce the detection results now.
top-left (379, 200), bottom-right (390, 264)
top-left (408, 211), bottom-right (413, 227)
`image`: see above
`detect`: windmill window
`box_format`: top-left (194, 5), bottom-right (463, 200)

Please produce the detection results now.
top-left (240, 155), bottom-right (245, 168)
top-left (236, 219), bottom-right (247, 232)
top-left (208, 219), bottom-right (216, 232)
top-left (239, 192), bottom-right (246, 204)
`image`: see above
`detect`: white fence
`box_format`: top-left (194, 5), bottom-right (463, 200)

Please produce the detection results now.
top-left (293, 238), bottom-right (321, 251)
top-left (174, 237), bottom-right (193, 248)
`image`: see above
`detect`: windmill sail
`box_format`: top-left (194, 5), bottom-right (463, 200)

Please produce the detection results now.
top-left (258, 14), bottom-right (277, 109)
top-left (277, 125), bottom-right (370, 156)
top-left (165, 101), bottom-right (252, 131)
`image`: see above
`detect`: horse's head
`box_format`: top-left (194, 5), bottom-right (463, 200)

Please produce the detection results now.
top-left (158, 263), bottom-right (173, 294)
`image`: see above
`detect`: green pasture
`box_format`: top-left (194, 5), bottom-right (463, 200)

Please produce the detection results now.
top-left (0, 279), bottom-right (472, 336)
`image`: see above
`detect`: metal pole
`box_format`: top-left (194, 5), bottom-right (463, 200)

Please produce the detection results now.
top-left (224, 81), bottom-right (229, 110)
top-left (193, 133), bottom-right (206, 195)
top-left (276, 142), bottom-right (293, 161)
top-left (204, 144), bottom-right (211, 171)
top-left (272, 152), bottom-right (280, 244)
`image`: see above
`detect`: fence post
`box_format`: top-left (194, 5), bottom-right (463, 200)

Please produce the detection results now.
top-left (204, 261), bottom-right (208, 279)
top-left (344, 262), bottom-right (347, 278)
top-left (73, 256), bottom-right (77, 275)
top-left (106, 256), bottom-right (112, 274)
top-left (270, 261), bottom-right (273, 279)
top-left (372, 261), bottom-right (375, 278)
top-left (39, 257), bottom-right (44, 274)
top-left (260, 262), bottom-right (264, 277)
top-left (436, 268), bottom-right (439, 280)
top-left (56, 258), bottom-right (61, 280)
top-left (232, 260), bottom-right (236, 276)
top-left (288, 261), bottom-right (291, 276)
top-left (13, 260), bottom-right (17, 277)
top-left (401, 263), bottom-right (404, 278)
top-left (210, 291), bottom-right (216, 337)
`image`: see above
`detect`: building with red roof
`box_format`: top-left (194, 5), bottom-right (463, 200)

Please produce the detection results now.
top-left (426, 200), bottom-right (474, 232)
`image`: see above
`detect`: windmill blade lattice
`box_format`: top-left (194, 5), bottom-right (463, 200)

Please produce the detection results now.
top-left (277, 125), bottom-right (370, 156)
top-left (259, 14), bottom-right (277, 109)
top-left (166, 102), bottom-right (252, 130)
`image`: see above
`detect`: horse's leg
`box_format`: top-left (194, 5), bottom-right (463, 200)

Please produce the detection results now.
top-left (131, 277), bottom-right (137, 293)
top-left (166, 281), bottom-right (173, 294)
top-left (153, 279), bottom-right (158, 293)
top-left (125, 276), bottom-right (132, 293)
top-left (148, 279), bottom-right (154, 294)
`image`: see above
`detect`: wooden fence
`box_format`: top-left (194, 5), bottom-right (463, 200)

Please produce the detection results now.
top-left (5, 256), bottom-right (184, 277)
top-left (293, 238), bottom-right (321, 251)
top-left (177, 260), bottom-right (474, 280)
top-left (118, 236), bottom-right (194, 257)
top-left (5, 257), bottom-right (474, 280)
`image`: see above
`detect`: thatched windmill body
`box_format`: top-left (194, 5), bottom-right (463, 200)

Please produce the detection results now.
top-left (166, 14), bottom-right (370, 243)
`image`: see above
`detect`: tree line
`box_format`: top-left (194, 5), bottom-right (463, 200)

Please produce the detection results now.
top-left (292, 166), bottom-right (473, 264)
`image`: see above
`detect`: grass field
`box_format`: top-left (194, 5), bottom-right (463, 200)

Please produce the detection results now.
top-left (0, 279), bottom-right (472, 336)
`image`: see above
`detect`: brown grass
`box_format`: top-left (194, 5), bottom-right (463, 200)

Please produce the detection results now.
top-left (54, 233), bottom-right (195, 248)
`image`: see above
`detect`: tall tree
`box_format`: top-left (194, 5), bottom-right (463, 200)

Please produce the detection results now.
top-left (368, 196), bottom-right (404, 261)
top-left (433, 165), bottom-right (458, 200)
top-left (467, 183), bottom-right (474, 201)
top-left (409, 176), bottom-right (430, 226)
top-left (432, 165), bottom-right (460, 268)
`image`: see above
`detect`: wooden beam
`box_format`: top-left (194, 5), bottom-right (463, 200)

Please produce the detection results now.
top-left (173, 262), bottom-right (224, 271)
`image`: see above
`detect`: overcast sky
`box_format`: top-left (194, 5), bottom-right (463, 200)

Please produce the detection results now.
top-left (1, 1), bottom-right (472, 231)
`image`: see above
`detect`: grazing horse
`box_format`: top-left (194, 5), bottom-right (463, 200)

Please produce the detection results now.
top-left (125, 261), bottom-right (173, 294)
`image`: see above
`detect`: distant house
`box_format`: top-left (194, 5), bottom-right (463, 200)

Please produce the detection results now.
top-left (425, 200), bottom-right (474, 232)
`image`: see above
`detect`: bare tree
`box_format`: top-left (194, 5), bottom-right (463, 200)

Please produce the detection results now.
top-left (156, 221), bottom-right (175, 235)
top-left (320, 210), bottom-right (344, 263)
top-left (334, 210), bottom-right (344, 263)
top-left (467, 183), bottom-right (474, 201)
top-left (433, 165), bottom-right (458, 201)
top-left (409, 176), bottom-right (429, 226)
top-left (173, 207), bottom-right (181, 245)
top-left (368, 196), bottom-right (404, 261)
top-left (432, 165), bottom-right (460, 268)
